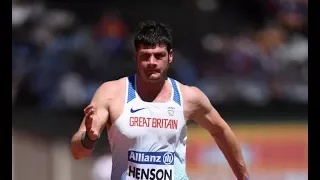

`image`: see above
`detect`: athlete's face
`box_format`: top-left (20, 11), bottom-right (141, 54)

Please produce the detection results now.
top-left (135, 44), bottom-right (173, 83)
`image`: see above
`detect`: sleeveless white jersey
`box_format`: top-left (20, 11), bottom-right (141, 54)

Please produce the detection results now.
top-left (108, 74), bottom-right (188, 180)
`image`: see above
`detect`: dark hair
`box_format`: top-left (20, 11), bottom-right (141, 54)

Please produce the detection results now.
top-left (134, 20), bottom-right (173, 51)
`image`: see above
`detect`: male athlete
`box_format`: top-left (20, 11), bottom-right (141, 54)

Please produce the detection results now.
top-left (71, 20), bottom-right (249, 180)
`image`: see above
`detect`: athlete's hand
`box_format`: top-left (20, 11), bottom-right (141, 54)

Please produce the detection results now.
top-left (83, 104), bottom-right (100, 141)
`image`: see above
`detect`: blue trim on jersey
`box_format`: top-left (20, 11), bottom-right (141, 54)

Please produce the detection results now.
top-left (169, 78), bottom-right (181, 106)
top-left (127, 75), bottom-right (136, 103)
top-left (128, 75), bottom-right (181, 105)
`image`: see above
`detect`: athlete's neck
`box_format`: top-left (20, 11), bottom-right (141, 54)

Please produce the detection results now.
top-left (136, 75), bottom-right (167, 102)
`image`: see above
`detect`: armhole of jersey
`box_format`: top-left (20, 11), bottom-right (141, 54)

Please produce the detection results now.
top-left (126, 74), bottom-right (136, 105)
top-left (169, 78), bottom-right (182, 107)
top-left (174, 80), bottom-right (184, 108)
top-left (176, 80), bottom-right (184, 107)
top-left (124, 76), bottom-right (129, 108)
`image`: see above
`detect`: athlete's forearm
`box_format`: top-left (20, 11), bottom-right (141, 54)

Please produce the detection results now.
top-left (213, 127), bottom-right (249, 180)
top-left (71, 131), bottom-right (93, 159)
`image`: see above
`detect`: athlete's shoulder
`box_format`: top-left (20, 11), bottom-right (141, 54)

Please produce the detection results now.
top-left (97, 77), bottom-right (127, 95)
top-left (169, 78), bottom-right (200, 94)
top-left (173, 80), bottom-right (208, 103)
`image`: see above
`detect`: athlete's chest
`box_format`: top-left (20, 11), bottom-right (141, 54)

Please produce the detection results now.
top-left (114, 101), bottom-right (185, 139)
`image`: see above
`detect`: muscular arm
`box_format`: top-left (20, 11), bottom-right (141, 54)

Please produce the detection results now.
top-left (186, 86), bottom-right (249, 180)
top-left (71, 83), bottom-right (111, 159)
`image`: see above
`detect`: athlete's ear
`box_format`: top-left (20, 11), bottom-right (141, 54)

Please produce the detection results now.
top-left (168, 49), bottom-right (173, 64)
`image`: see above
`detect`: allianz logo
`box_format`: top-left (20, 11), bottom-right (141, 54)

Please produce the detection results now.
top-left (128, 151), bottom-right (174, 165)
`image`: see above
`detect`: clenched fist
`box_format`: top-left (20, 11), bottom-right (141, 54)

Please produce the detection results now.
top-left (84, 104), bottom-right (100, 141)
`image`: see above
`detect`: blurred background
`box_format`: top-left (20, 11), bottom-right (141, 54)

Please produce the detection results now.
top-left (12, 0), bottom-right (308, 179)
